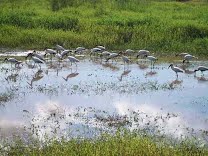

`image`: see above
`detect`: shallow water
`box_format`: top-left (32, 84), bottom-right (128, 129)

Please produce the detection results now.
top-left (0, 56), bottom-right (208, 144)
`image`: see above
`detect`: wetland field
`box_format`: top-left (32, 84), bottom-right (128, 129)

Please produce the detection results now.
top-left (0, 50), bottom-right (208, 155)
top-left (1, 0), bottom-right (208, 155)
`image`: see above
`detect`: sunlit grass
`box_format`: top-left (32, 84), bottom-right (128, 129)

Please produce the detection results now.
top-left (1, 130), bottom-right (208, 156)
top-left (0, 0), bottom-right (208, 55)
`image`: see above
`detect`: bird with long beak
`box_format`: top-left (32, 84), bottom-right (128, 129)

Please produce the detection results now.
top-left (169, 64), bottom-right (184, 78)
top-left (194, 66), bottom-right (208, 76)
top-left (175, 52), bottom-right (190, 57)
top-left (56, 44), bottom-right (65, 52)
top-left (68, 56), bottom-right (79, 66)
top-left (183, 54), bottom-right (198, 64)
top-left (105, 52), bottom-right (122, 63)
top-left (31, 56), bottom-right (45, 69)
top-left (136, 50), bottom-right (150, 59)
top-left (144, 55), bottom-right (158, 67)
top-left (4, 58), bottom-right (22, 68)
top-left (26, 50), bottom-right (45, 62)
top-left (44, 49), bottom-right (57, 61)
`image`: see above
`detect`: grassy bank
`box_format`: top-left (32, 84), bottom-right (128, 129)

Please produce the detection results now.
top-left (1, 131), bottom-right (208, 156)
top-left (0, 0), bottom-right (208, 56)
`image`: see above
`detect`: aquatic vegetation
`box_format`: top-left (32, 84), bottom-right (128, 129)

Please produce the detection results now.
top-left (0, 91), bottom-right (15, 105)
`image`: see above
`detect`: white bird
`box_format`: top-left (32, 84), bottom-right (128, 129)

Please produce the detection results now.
top-left (125, 49), bottom-right (134, 56)
top-left (90, 47), bottom-right (102, 56)
top-left (169, 64), bottom-right (184, 77)
top-left (68, 56), bottom-right (79, 66)
top-left (100, 51), bottom-right (111, 59)
top-left (31, 56), bottom-right (45, 69)
top-left (106, 52), bottom-right (121, 62)
top-left (45, 49), bottom-right (57, 55)
top-left (136, 50), bottom-right (150, 58)
top-left (75, 47), bottom-right (85, 54)
top-left (55, 53), bottom-right (62, 61)
top-left (4, 58), bottom-right (22, 67)
top-left (183, 54), bottom-right (198, 63)
top-left (194, 66), bottom-right (208, 76)
top-left (96, 45), bottom-right (105, 51)
top-left (122, 56), bottom-right (130, 65)
top-left (145, 55), bottom-right (158, 66)
top-left (60, 50), bottom-right (71, 58)
top-left (56, 44), bottom-right (65, 52)
top-left (45, 49), bottom-right (57, 60)
top-left (26, 51), bottom-right (45, 62)
top-left (175, 52), bottom-right (190, 57)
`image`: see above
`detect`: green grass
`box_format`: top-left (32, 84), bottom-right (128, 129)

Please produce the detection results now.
top-left (1, 131), bottom-right (208, 156)
top-left (0, 0), bottom-right (208, 56)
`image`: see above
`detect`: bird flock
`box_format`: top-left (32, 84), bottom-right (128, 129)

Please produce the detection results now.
top-left (2, 45), bottom-right (208, 78)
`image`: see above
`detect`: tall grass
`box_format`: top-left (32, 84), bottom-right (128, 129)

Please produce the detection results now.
top-left (1, 130), bottom-right (208, 155)
top-left (0, 0), bottom-right (208, 56)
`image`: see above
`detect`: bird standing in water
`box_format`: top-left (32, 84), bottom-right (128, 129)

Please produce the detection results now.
top-left (169, 64), bottom-right (184, 78)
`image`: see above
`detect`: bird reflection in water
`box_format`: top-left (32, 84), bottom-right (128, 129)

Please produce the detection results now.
top-left (194, 75), bottom-right (208, 82)
top-left (101, 62), bottom-right (120, 71)
top-left (118, 69), bottom-right (131, 81)
top-left (62, 68), bottom-right (79, 81)
top-left (145, 68), bottom-right (157, 77)
top-left (137, 63), bottom-right (148, 70)
top-left (27, 69), bottom-right (44, 87)
top-left (169, 78), bottom-right (183, 89)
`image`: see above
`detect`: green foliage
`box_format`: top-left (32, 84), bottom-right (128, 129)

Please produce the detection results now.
top-left (1, 131), bottom-right (208, 155)
top-left (0, 0), bottom-right (208, 56)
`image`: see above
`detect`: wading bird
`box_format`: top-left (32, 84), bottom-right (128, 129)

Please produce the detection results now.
top-left (90, 47), bottom-right (102, 57)
top-left (100, 51), bottom-right (111, 60)
top-left (145, 55), bottom-right (158, 67)
top-left (105, 52), bottom-right (121, 63)
top-left (136, 50), bottom-right (150, 59)
top-left (26, 51), bottom-right (45, 62)
top-left (60, 50), bottom-right (71, 58)
top-left (68, 56), bottom-right (79, 66)
top-left (96, 45), bottom-right (105, 51)
top-left (183, 54), bottom-right (198, 63)
top-left (169, 64), bottom-right (184, 77)
top-left (194, 66), bottom-right (208, 76)
top-left (122, 56), bottom-right (131, 65)
top-left (75, 47), bottom-right (85, 54)
top-left (4, 58), bottom-right (22, 67)
top-left (44, 49), bottom-right (57, 61)
top-left (56, 44), bottom-right (65, 52)
top-left (175, 52), bottom-right (190, 57)
top-left (31, 56), bottom-right (45, 69)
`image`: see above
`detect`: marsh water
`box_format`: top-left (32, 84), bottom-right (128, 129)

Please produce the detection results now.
top-left (0, 51), bottom-right (208, 145)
